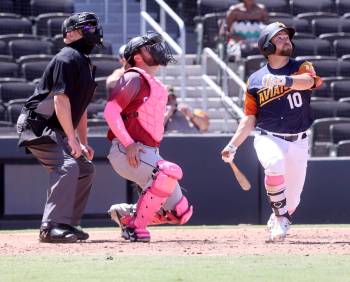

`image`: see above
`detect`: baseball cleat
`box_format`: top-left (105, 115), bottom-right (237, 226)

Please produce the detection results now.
top-left (108, 203), bottom-right (136, 240)
top-left (126, 227), bottom-right (151, 243)
top-left (266, 215), bottom-right (291, 242)
top-left (266, 213), bottom-right (275, 232)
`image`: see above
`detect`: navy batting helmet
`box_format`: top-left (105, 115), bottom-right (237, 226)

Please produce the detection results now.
top-left (258, 22), bottom-right (295, 58)
top-left (62, 12), bottom-right (103, 45)
top-left (124, 31), bottom-right (175, 66)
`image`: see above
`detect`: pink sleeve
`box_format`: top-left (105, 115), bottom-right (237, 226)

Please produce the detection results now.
top-left (104, 99), bottom-right (134, 148)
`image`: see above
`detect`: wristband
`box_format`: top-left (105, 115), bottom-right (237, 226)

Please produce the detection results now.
top-left (285, 76), bottom-right (293, 88)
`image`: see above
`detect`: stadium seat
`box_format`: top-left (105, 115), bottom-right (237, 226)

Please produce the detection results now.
top-left (337, 0), bottom-right (350, 15)
top-left (338, 60), bottom-right (350, 76)
top-left (91, 41), bottom-right (114, 55)
top-left (295, 56), bottom-right (338, 77)
top-left (0, 61), bottom-right (18, 78)
top-left (0, 55), bottom-right (13, 62)
top-left (17, 54), bottom-right (53, 65)
top-left (52, 34), bottom-right (65, 54)
top-left (292, 38), bottom-right (331, 57)
top-left (312, 18), bottom-right (342, 36)
top-left (197, 12), bottom-right (225, 51)
top-left (20, 61), bottom-right (50, 81)
top-left (94, 76), bottom-right (108, 102)
top-left (292, 18), bottom-right (311, 34)
top-left (90, 54), bottom-right (120, 77)
top-left (296, 12), bottom-right (338, 22)
top-left (331, 80), bottom-right (350, 100)
top-left (340, 19), bottom-right (350, 33)
top-left (268, 12), bottom-right (292, 20)
top-left (319, 32), bottom-right (350, 45)
top-left (30, 0), bottom-right (74, 17)
top-left (311, 100), bottom-right (350, 119)
top-left (0, 13), bottom-right (21, 19)
top-left (0, 77), bottom-right (25, 83)
top-left (0, 81), bottom-right (36, 104)
top-left (0, 1), bottom-right (15, 13)
top-left (330, 122), bottom-right (350, 144)
top-left (0, 40), bottom-right (7, 55)
top-left (47, 17), bottom-right (68, 38)
top-left (293, 32), bottom-right (316, 39)
top-left (341, 54), bottom-right (350, 61)
top-left (35, 13), bottom-right (70, 37)
top-left (244, 55), bottom-right (267, 80)
top-left (7, 101), bottom-right (24, 124)
top-left (310, 117), bottom-right (350, 156)
top-left (335, 140), bottom-right (350, 156)
top-left (197, 0), bottom-right (237, 16)
top-left (0, 17), bottom-right (32, 35)
top-left (268, 17), bottom-right (310, 33)
top-left (291, 0), bottom-right (335, 15)
top-left (257, 0), bottom-right (290, 14)
top-left (8, 39), bottom-right (53, 59)
top-left (313, 76), bottom-right (349, 100)
top-left (0, 34), bottom-right (44, 45)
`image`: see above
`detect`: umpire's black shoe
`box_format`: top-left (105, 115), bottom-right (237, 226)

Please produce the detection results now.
top-left (39, 222), bottom-right (78, 243)
top-left (67, 225), bottom-right (89, 240)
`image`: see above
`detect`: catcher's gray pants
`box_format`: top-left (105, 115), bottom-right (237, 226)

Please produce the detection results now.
top-left (28, 133), bottom-right (95, 226)
top-left (107, 139), bottom-right (183, 211)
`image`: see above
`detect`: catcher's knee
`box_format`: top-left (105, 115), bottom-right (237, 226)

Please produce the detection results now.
top-left (150, 160), bottom-right (183, 198)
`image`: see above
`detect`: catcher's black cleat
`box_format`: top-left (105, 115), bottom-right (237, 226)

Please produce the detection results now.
top-left (125, 227), bottom-right (151, 243)
top-left (39, 222), bottom-right (78, 243)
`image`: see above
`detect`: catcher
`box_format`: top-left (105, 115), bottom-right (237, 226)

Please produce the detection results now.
top-left (104, 32), bottom-right (193, 242)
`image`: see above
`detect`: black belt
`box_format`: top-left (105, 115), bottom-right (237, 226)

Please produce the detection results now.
top-left (259, 130), bottom-right (307, 142)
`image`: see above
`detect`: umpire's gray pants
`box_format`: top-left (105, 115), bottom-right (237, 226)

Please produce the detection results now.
top-left (28, 133), bottom-right (95, 226)
top-left (107, 139), bottom-right (183, 211)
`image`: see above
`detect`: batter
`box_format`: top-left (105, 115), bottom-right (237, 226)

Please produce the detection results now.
top-left (221, 22), bottom-right (322, 242)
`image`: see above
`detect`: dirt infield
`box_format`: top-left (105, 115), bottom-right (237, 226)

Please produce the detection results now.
top-left (1, 226), bottom-right (350, 256)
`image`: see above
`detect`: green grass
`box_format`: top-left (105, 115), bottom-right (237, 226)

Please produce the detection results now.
top-left (1, 254), bottom-right (350, 282)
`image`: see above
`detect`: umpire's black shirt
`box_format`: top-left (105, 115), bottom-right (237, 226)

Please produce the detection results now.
top-left (25, 42), bottom-right (97, 131)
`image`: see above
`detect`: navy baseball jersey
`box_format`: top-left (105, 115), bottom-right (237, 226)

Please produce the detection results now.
top-left (244, 59), bottom-right (322, 134)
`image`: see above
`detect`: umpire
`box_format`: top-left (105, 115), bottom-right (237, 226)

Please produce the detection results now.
top-left (16, 12), bottom-right (103, 243)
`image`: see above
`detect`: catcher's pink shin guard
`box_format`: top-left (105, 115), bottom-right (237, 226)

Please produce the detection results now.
top-left (129, 160), bottom-right (182, 241)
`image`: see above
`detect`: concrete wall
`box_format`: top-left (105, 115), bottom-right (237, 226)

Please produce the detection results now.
top-left (1, 135), bottom-right (350, 225)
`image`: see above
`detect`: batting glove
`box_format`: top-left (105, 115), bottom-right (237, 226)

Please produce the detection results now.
top-left (262, 74), bottom-right (286, 88)
top-left (221, 143), bottom-right (237, 163)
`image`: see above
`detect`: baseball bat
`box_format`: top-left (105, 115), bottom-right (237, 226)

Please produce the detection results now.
top-left (229, 162), bottom-right (251, 191)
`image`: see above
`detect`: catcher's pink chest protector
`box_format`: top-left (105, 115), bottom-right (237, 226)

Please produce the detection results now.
top-left (130, 67), bottom-right (168, 143)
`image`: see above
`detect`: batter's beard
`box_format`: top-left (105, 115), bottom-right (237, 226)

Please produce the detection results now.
top-left (277, 45), bottom-right (293, 57)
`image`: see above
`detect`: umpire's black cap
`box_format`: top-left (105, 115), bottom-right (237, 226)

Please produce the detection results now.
top-left (62, 12), bottom-right (100, 36)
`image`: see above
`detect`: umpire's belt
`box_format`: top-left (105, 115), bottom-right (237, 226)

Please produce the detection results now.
top-left (259, 130), bottom-right (307, 142)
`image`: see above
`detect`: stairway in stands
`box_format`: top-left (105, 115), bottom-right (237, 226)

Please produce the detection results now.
top-left (74, 0), bottom-right (238, 133)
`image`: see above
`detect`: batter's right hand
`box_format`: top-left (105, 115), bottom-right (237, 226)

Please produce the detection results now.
top-left (125, 142), bottom-right (145, 168)
top-left (262, 74), bottom-right (286, 88)
top-left (68, 137), bottom-right (82, 159)
top-left (221, 143), bottom-right (237, 163)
